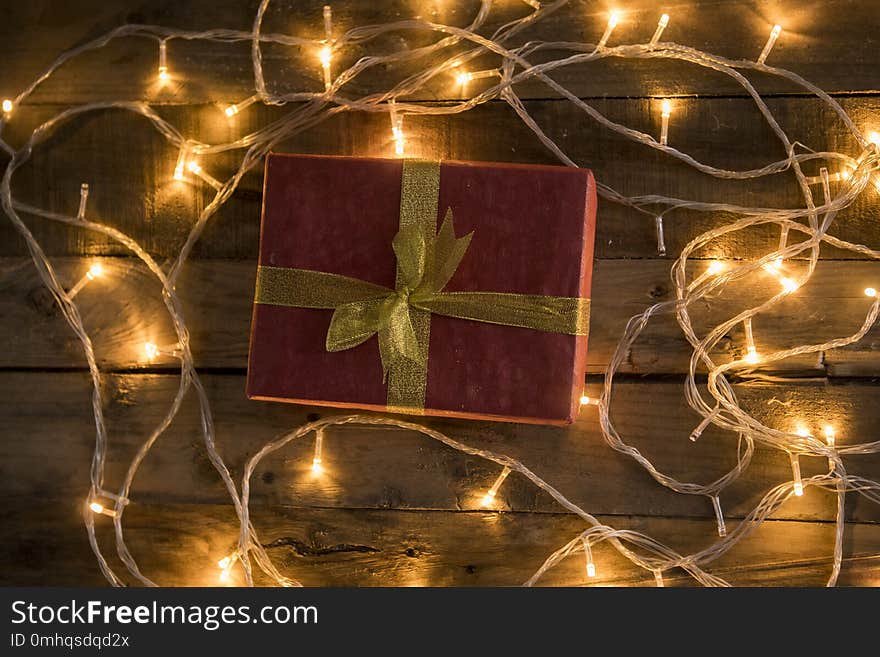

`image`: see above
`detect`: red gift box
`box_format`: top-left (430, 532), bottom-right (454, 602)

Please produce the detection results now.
top-left (247, 154), bottom-right (596, 425)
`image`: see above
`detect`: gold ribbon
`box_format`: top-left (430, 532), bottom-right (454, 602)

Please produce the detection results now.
top-left (255, 159), bottom-right (590, 411)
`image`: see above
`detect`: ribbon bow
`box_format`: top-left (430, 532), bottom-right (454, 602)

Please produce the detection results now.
top-left (326, 209), bottom-right (472, 378)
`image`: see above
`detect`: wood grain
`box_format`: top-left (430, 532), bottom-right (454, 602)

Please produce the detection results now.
top-left (1, 502), bottom-right (878, 587)
top-left (2, 371), bottom-right (879, 524)
top-left (2, 0), bottom-right (879, 105)
top-left (3, 257), bottom-right (880, 375)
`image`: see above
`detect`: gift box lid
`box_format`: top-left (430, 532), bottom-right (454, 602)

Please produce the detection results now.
top-left (247, 154), bottom-right (596, 425)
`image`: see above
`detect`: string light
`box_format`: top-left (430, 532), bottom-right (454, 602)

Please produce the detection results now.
top-left (707, 261), bottom-right (725, 275)
top-left (157, 40), bottom-right (169, 81)
top-left (311, 428), bottom-right (324, 474)
top-left (654, 215), bottom-right (666, 255)
top-left (582, 538), bottom-right (596, 578)
top-left (659, 99), bottom-right (672, 146)
top-left (743, 317), bottom-right (760, 364)
top-left (865, 287), bottom-right (877, 298)
top-left (481, 466), bottom-right (512, 507)
top-left (88, 501), bottom-right (116, 518)
top-left (187, 161), bottom-right (223, 191)
top-left (173, 143), bottom-right (190, 181)
top-left (4, 1), bottom-right (880, 590)
top-left (649, 14), bottom-right (669, 47)
top-left (689, 406), bottom-right (720, 442)
top-left (711, 495), bottom-right (727, 537)
top-left (687, 260), bottom-right (725, 292)
top-left (67, 262), bottom-right (104, 300)
top-left (88, 491), bottom-right (127, 518)
top-left (823, 425), bottom-right (836, 448)
top-left (762, 257), bottom-right (800, 293)
top-left (757, 24), bottom-right (782, 65)
top-left (224, 94), bottom-right (261, 117)
top-left (319, 7), bottom-right (334, 93)
top-left (596, 11), bottom-right (621, 50)
top-left (653, 570), bottom-right (665, 587)
top-left (143, 342), bottom-right (181, 362)
top-left (144, 342), bottom-right (160, 361)
top-left (77, 183), bottom-right (89, 220)
top-left (2, 99), bottom-right (12, 115)
top-left (579, 393), bottom-right (599, 406)
top-left (389, 99), bottom-right (405, 156)
top-left (789, 452), bottom-right (804, 497)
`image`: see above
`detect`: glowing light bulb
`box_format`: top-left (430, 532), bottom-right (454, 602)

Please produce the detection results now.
top-left (86, 263), bottom-right (103, 280)
top-left (580, 394), bottom-right (599, 406)
top-left (789, 452), bottom-right (804, 496)
top-left (481, 466), bottom-right (511, 507)
top-left (2, 99), bottom-right (12, 114)
top-left (144, 342), bottom-right (160, 361)
top-left (456, 71), bottom-right (471, 86)
top-left (186, 161), bottom-right (223, 190)
top-left (319, 46), bottom-right (332, 66)
top-left (319, 46), bottom-right (333, 91)
top-left (597, 11), bottom-right (621, 49)
top-left (582, 538), bottom-right (596, 578)
top-left (742, 317), bottom-right (759, 365)
top-left (219, 568), bottom-right (232, 583)
top-left (823, 425), bottom-right (835, 447)
top-left (158, 41), bottom-right (169, 82)
top-left (217, 556), bottom-right (232, 570)
top-left (392, 118), bottom-right (404, 156)
top-left (780, 277), bottom-right (799, 293)
top-left (311, 428), bottom-right (325, 474)
top-left (865, 287), bottom-right (877, 298)
top-left (757, 24), bottom-right (782, 65)
top-left (173, 143), bottom-right (190, 182)
top-left (763, 258), bottom-right (783, 274)
top-left (88, 499), bottom-right (117, 518)
top-left (867, 131), bottom-right (880, 148)
top-left (68, 262), bottom-right (105, 299)
top-left (650, 14), bottom-right (669, 47)
top-left (224, 96), bottom-right (261, 118)
top-left (659, 99), bottom-right (672, 146)
top-left (707, 261), bottom-right (725, 275)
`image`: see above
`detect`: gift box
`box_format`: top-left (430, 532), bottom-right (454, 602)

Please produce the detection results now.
top-left (247, 154), bottom-right (596, 425)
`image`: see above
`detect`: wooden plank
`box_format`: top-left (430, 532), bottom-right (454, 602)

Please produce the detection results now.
top-left (1, 0), bottom-right (879, 105)
top-left (2, 97), bottom-right (879, 260)
top-left (0, 502), bottom-right (878, 586)
top-left (3, 257), bottom-right (880, 374)
top-left (2, 371), bottom-right (879, 524)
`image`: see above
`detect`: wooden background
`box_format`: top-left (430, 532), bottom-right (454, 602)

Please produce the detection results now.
top-left (2, 0), bottom-right (880, 586)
